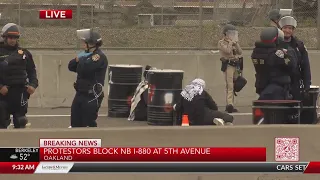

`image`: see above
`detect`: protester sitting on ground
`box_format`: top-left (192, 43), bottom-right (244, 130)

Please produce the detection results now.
top-left (173, 78), bottom-right (234, 126)
top-left (128, 65), bottom-right (155, 121)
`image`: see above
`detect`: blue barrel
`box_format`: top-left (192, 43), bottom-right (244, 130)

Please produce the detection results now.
top-left (147, 69), bottom-right (184, 125)
top-left (108, 64), bottom-right (143, 118)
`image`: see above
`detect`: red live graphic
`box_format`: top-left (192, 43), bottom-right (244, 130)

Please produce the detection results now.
top-left (40, 147), bottom-right (266, 161)
top-left (39, 10), bottom-right (72, 19)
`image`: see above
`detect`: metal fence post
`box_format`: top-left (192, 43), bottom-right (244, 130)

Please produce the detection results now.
top-left (161, 4), bottom-right (164, 26)
top-left (289, 0), bottom-right (293, 9)
top-left (317, 0), bottom-right (320, 49)
top-left (275, 0), bottom-right (279, 9)
top-left (76, 0), bottom-right (81, 49)
top-left (18, 0), bottom-right (21, 26)
top-left (198, 0), bottom-right (203, 50)
top-left (91, 2), bottom-right (94, 28)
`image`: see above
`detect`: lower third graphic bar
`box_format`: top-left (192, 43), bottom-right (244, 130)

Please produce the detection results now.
top-left (66, 162), bottom-right (310, 173)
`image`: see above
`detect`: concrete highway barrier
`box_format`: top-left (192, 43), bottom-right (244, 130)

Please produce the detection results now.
top-left (3, 50), bottom-right (319, 179)
top-left (27, 50), bottom-right (320, 108)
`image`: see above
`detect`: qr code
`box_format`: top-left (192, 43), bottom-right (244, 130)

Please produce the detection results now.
top-left (275, 137), bottom-right (299, 162)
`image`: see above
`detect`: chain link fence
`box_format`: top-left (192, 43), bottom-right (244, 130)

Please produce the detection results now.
top-left (0, 0), bottom-right (318, 49)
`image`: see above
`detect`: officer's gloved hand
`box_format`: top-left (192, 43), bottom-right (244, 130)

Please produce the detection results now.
top-left (77, 51), bottom-right (93, 59)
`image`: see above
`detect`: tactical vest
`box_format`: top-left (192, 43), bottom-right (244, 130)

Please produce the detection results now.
top-left (252, 47), bottom-right (271, 94)
top-left (3, 49), bottom-right (27, 86)
top-left (252, 58), bottom-right (269, 94)
top-left (0, 54), bottom-right (8, 74)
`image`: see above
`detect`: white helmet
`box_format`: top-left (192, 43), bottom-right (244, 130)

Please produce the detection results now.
top-left (278, 16), bottom-right (297, 29)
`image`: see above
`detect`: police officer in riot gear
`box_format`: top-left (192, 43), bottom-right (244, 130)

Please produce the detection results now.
top-left (251, 27), bottom-right (296, 100)
top-left (0, 23), bottom-right (38, 128)
top-left (68, 29), bottom-right (108, 128)
top-left (218, 24), bottom-right (243, 113)
top-left (278, 16), bottom-right (312, 123)
top-left (268, 9), bottom-right (292, 28)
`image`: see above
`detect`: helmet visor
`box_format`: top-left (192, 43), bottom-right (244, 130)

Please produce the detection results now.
top-left (226, 30), bottom-right (238, 42)
top-left (76, 29), bottom-right (91, 41)
top-left (1, 23), bottom-right (23, 37)
top-left (279, 9), bottom-right (292, 17)
top-left (278, 16), bottom-right (297, 28)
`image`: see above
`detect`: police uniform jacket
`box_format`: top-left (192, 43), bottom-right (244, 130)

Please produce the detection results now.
top-left (286, 36), bottom-right (311, 90)
top-left (68, 49), bottom-right (108, 93)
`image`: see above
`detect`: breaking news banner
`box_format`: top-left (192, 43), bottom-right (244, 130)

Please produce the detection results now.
top-left (38, 138), bottom-right (266, 162)
top-left (0, 162), bottom-right (320, 174)
top-left (39, 147), bottom-right (266, 161)
top-left (39, 139), bottom-right (102, 148)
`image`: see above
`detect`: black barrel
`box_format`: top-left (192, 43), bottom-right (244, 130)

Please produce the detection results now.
top-left (300, 85), bottom-right (320, 124)
top-left (252, 100), bottom-right (301, 124)
top-left (147, 69), bottom-right (184, 125)
top-left (108, 64), bottom-right (143, 118)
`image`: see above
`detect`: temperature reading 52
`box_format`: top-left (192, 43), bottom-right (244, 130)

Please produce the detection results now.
top-left (20, 153), bottom-right (31, 161)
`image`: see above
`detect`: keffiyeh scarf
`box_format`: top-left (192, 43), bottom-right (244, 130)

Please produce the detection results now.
top-left (128, 80), bottom-right (148, 121)
top-left (181, 78), bottom-right (206, 101)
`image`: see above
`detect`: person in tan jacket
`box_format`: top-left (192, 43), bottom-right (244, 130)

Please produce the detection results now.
top-left (268, 9), bottom-right (293, 28)
top-left (218, 24), bottom-right (242, 113)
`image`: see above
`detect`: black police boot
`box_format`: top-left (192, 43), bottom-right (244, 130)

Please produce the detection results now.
top-left (13, 116), bottom-right (28, 128)
top-left (233, 107), bottom-right (239, 113)
top-left (225, 104), bottom-right (238, 113)
top-left (0, 118), bottom-right (12, 129)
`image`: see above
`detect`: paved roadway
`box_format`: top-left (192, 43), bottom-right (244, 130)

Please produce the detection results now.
top-left (10, 107), bottom-right (253, 128)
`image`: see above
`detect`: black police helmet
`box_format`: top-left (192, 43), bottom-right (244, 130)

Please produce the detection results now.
top-left (268, 9), bottom-right (280, 21)
top-left (86, 31), bottom-right (102, 45)
top-left (223, 24), bottom-right (236, 34)
top-left (260, 27), bottom-right (284, 44)
top-left (1, 23), bottom-right (20, 38)
top-left (77, 29), bottom-right (102, 45)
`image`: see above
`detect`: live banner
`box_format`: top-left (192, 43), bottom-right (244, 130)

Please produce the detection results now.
top-left (1, 162), bottom-right (320, 173)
